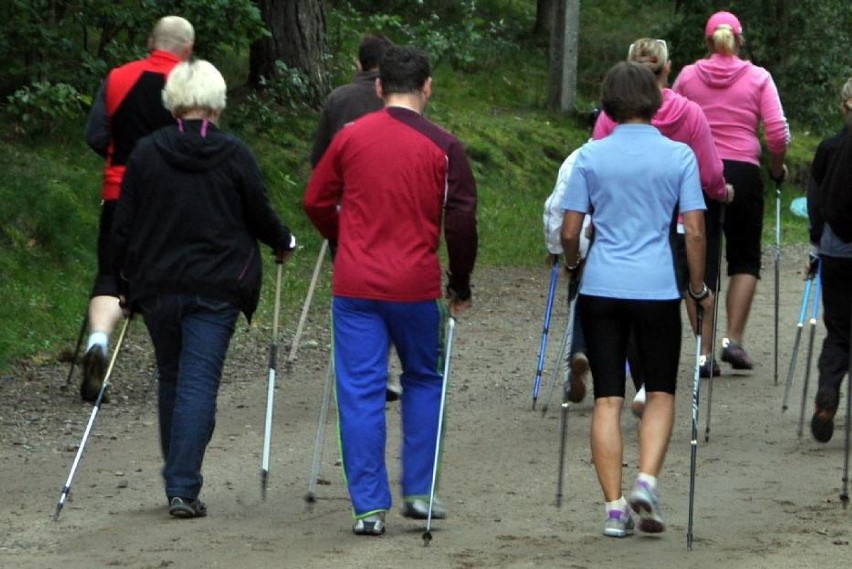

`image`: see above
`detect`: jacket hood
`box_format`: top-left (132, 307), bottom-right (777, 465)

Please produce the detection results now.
top-left (151, 121), bottom-right (238, 172)
top-left (692, 53), bottom-right (751, 88)
top-left (652, 89), bottom-right (691, 131)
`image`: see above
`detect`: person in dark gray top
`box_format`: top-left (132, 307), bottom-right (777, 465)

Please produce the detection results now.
top-left (310, 34), bottom-right (393, 167)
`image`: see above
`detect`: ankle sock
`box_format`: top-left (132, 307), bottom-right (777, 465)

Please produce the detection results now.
top-left (86, 332), bottom-right (108, 352)
top-left (637, 473), bottom-right (657, 490)
top-left (605, 496), bottom-right (628, 513)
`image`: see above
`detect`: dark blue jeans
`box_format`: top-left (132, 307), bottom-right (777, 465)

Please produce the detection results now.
top-left (139, 294), bottom-right (239, 500)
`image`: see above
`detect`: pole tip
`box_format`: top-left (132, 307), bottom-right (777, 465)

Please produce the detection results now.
top-left (52, 503), bottom-right (63, 521)
top-left (422, 531), bottom-right (432, 546)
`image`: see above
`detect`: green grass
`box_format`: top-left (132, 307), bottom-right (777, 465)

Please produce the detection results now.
top-left (0, 2), bottom-right (820, 371)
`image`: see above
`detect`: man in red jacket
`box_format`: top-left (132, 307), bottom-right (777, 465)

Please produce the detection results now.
top-left (304, 45), bottom-right (478, 536)
top-left (80, 15), bottom-right (194, 402)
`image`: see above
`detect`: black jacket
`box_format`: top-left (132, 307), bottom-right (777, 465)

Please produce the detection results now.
top-left (111, 120), bottom-right (293, 320)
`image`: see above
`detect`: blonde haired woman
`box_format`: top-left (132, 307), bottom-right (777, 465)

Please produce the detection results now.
top-left (674, 11), bottom-right (790, 372)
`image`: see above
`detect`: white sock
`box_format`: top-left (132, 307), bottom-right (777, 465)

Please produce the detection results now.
top-left (86, 332), bottom-right (109, 352)
top-left (637, 473), bottom-right (657, 490)
top-left (605, 496), bottom-right (628, 513)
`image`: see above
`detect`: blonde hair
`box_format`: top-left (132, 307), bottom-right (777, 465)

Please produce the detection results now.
top-left (709, 24), bottom-right (739, 55)
top-left (150, 16), bottom-right (195, 55)
top-left (162, 60), bottom-right (227, 116)
top-left (627, 38), bottom-right (668, 75)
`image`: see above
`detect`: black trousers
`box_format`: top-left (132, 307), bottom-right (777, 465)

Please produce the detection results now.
top-left (817, 255), bottom-right (852, 397)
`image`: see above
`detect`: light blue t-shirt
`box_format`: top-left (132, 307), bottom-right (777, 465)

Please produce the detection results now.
top-left (561, 124), bottom-right (706, 300)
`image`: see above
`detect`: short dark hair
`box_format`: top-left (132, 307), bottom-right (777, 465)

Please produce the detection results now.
top-left (600, 61), bottom-right (662, 123)
top-left (379, 46), bottom-right (431, 95)
top-left (358, 34), bottom-right (393, 71)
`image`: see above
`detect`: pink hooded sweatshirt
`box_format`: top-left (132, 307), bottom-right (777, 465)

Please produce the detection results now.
top-left (673, 53), bottom-right (790, 165)
top-left (594, 88), bottom-right (727, 202)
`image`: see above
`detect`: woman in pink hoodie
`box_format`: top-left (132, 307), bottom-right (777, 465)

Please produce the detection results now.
top-left (674, 11), bottom-right (790, 372)
top-left (594, 38), bottom-right (732, 383)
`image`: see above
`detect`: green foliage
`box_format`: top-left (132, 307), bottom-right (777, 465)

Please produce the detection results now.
top-left (5, 81), bottom-right (91, 136)
top-left (0, 0), bottom-right (266, 126)
top-left (226, 61), bottom-right (322, 136)
top-left (0, 0), bottom-right (821, 371)
top-left (327, 0), bottom-right (522, 76)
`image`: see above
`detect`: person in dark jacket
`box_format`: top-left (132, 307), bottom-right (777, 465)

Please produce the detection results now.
top-left (808, 77), bottom-right (852, 443)
top-left (81, 15), bottom-right (194, 403)
top-left (111, 59), bottom-right (296, 519)
top-left (309, 34), bottom-right (393, 167)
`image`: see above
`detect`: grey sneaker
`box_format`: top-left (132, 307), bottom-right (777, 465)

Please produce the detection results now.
top-left (401, 497), bottom-right (446, 520)
top-left (80, 345), bottom-right (108, 403)
top-left (168, 496), bottom-right (207, 519)
top-left (353, 512), bottom-right (386, 536)
top-left (629, 481), bottom-right (665, 533)
top-left (603, 509), bottom-right (635, 538)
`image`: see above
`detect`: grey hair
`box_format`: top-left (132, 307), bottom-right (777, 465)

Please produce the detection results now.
top-left (162, 60), bottom-right (227, 116)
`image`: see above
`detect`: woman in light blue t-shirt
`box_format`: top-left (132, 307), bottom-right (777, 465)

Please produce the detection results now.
top-left (560, 62), bottom-right (713, 539)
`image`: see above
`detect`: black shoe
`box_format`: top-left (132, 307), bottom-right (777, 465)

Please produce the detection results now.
top-left (811, 387), bottom-right (839, 443)
top-left (386, 378), bottom-right (402, 402)
top-left (80, 345), bottom-right (108, 403)
top-left (168, 496), bottom-right (208, 519)
top-left (698, 355), bottom-right (721, 378)
top-left (720, 338), bottom-right (754, 370)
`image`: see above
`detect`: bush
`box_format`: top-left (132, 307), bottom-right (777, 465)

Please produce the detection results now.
top-left (4, 81), bottom-right (90, 136)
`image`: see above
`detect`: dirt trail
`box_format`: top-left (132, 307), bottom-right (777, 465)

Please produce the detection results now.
top-left (1, 251), bottom-right (849, 569)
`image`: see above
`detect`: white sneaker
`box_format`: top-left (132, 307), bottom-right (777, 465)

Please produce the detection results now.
top-left (401, 497), bottom-right (446, 520)
top-left (353, 512), bottom-right (386, 535)
top-left (631, 385), bottom-right (646, 418)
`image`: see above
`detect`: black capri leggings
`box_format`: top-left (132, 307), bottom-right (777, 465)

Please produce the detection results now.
top-left (90, 199), bottom-right (119, 298)
top-left (579, 294), bottom-right (682, 398)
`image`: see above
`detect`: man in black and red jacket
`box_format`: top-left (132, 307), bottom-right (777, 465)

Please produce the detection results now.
top-left (80, 16), bottom-right (194, 403)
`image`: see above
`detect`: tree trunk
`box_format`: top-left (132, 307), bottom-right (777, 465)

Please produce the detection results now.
top-left (533, 0), bottom-right (556, 37)
top-left (548, 0), bottom-right (580, 113)
top-left (249, 0), bottom-right (331, 105)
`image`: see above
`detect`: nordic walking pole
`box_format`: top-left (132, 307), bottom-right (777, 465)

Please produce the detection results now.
top-left (774, 181), bottom-right (782, 385)
top-left (540, 297), bottom-right (575, 416)
top-left (687, 306), bottom-right (704, 550)
top-left (841, 318), bottom-right (851, 509)
top-left (53, 317), bottom-right (131, 521)
top-left (797, 272), bottom-right (822, 438)
top-left (532, 255), bottom-right (560, 410)
top-left (286, 239), bottom-right (328, 368)
top-left (65, 311), bottom-right (88, 386)
top-left (423, 316), bottom-right (456, 546)
top-left (305, 356), bottom-right (335, 508)
top-left (261, 261), bottom-right (284, 501)
top-left (782, 275), bottom-right (815, 411)
top-left (704, 204), bottom-right (725, 442)
top-left (555, 277), bottom-right (580, 507)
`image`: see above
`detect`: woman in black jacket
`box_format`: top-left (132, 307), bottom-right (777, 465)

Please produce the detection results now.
top-left (111, 59), bottom-right (295, 518)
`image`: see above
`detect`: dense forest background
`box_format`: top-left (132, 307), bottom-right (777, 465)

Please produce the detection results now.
top-left (0, 0), bottom-right (849, 368)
